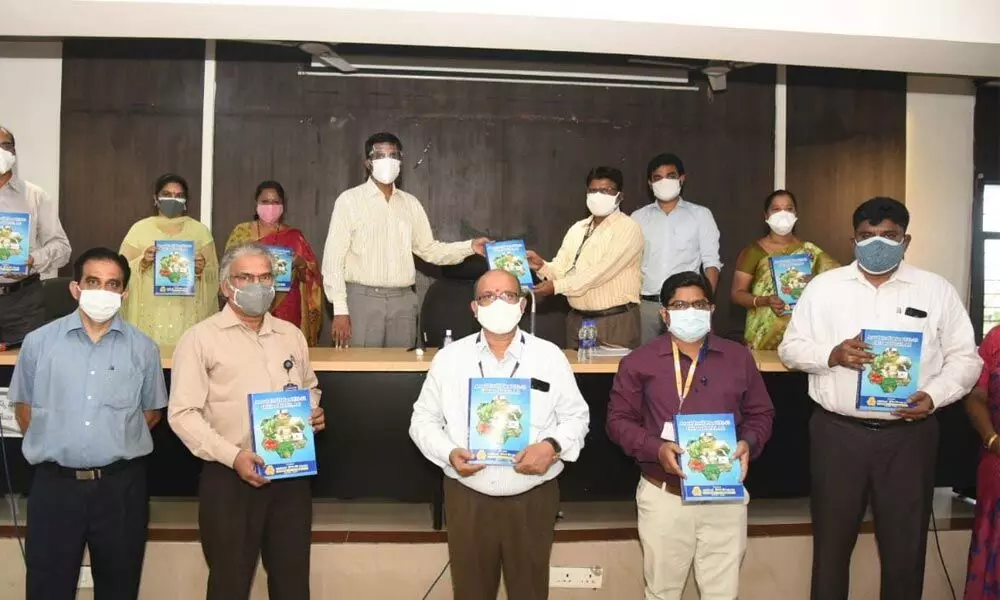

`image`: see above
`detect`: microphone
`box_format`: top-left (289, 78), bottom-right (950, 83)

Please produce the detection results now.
top-left (524, 286), bottom-right (537, 336)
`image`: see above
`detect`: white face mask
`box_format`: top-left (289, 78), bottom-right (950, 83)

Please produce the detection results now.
top-left (766, 210), bottom-right (798, 235)
top-left (476, 299), bottom-right (524, 335)
top-left (370, 158), bottom-right (401, 185)
top-left (586, 192), bottom-right (619, 217)
top-left (0, 148), bottom-right (15, 175)
top-left (666, 308), bottom-right (711, 343)
top-left (79, 289), bottom-right (122, 323)
top-left (651, 178), bottom-right (681, 202)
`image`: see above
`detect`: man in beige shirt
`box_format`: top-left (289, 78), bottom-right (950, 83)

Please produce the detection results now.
top-left (321, 132), bottom-right (489, 348)
top-left (168, 242), bottom-right (326, 600)
top-left (527, 166), bottom-right (643, 349)
top-left (0, 125), bottom-right (72, 347)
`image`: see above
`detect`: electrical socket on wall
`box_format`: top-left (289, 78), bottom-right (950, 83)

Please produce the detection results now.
top-left (78, 566), bottom-right (94, 589)
top-left (549, 566), bottom-right (603, 588)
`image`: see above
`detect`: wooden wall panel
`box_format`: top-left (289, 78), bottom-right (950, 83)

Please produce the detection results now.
top-left (212, 42), bottom-right (776, 338)
top-left (60, 39), bottom-right (204, 268)
top-left (786, 68), bottom-right (907, 265)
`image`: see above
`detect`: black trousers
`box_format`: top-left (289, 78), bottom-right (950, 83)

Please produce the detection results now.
top-left (0, 276), bottom-right (44, 344)
top-left (198, 461), bottom-right (312, 600)
top-left (810, 408), bottom-right (939, 600)
top-left (26, 459), bottom-right (149, 600)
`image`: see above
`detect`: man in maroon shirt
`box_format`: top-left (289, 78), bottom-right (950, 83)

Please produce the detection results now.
top-left (607, 271), bottom-right (774, 600)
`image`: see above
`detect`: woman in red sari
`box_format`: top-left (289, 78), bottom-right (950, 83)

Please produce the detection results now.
top-left (224, 180), bottom-right (323, 345)
top-left (964, 325), bottom-right (1000, 599)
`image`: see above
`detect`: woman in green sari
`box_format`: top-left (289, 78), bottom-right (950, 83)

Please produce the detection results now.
top-left (731, 190), bottom-right (839, 350)
top-left (119, 173), bottom-right (219, 345)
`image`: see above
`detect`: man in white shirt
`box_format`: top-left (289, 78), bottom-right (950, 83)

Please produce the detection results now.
top-left (321, 132), bottom-right (489, 348)
top-left (778, 197), bottom-right (981, 600)
top-left (409, 269), bottom-right (590, 600)
top-left (631, 153), bottom-right (722, 345)
top-left (0, 126), bottom-right (72, 347)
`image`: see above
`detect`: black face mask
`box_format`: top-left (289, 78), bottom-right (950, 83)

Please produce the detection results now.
top-left (156, 198), bottom-right (186, 218)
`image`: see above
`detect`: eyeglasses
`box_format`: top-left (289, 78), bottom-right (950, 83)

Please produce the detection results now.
top-left (856, 231), bottom-right (904, 242)
top-left (475, 291), bottom-right (521, 306)
top-left (587, 187), bottom-right (619, 195)
top-left (80, 278), bottom-right (123, 292)
top-left (369, 151), bottom-right (403, 161)
top-left (0, 142), bottom-right (14, 152)
top-left (230, 272), bottom-right (275, 286)
top-left (666, 300), bottom-right (712, 311)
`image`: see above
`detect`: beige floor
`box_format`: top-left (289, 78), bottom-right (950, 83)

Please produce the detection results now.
top-left (0, 489), bottom-right (976, 599)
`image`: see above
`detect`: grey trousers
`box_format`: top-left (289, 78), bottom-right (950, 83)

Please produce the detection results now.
top-left (640, 299), bottom-right (666, 345)
top-left (346, 283), bottom-right (419, 348)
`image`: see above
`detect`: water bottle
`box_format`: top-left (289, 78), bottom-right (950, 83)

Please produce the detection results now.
top-left (577, 319), bottom-right (596, 361)
top-left (442, 329), bottom-right (453, 347)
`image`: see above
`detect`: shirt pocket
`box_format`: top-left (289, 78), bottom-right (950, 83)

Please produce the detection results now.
top-left (100, 368), bottom-right (143, 410)
top-left (529, 386), bottom-right (556, 438)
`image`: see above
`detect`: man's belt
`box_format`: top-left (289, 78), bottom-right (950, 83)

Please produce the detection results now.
top-left (818, 406), bottom-right (925, 431)
top-left (39, 458), bottom-right (141, 481)
top-left (640, 295), bottom-right (660, 302)
top-left (571, 303), bottom-right (636, 319)
top-left (642, 473), bottom-right (682, 496)
top-left (0, 273), bottom-right (40, 296)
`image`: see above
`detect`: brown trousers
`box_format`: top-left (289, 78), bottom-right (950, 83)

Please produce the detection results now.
top-left (444, 477), bottom-right (560, 600)
top-left (198, 461), bottom-right (313, 600)
top-left (565, 303), bottom-right (641, 350)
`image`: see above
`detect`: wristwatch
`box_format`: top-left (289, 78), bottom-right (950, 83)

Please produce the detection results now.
top-left (542, 437), bottom-right (562, 455)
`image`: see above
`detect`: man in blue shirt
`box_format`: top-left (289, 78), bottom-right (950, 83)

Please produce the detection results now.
top-left (631, 153), bottom-right (723, 344)
top-left (9, 246), bottom-right (167, 600)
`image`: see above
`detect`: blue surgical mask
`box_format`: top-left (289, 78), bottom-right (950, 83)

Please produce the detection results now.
top-left (666, 308), bottom-right (712, 343)
top-left (855, 237), bottom-right (905, 275)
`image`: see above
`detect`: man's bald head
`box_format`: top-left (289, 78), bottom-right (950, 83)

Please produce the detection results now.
top-left (474, 269), bottom-right (521, 298)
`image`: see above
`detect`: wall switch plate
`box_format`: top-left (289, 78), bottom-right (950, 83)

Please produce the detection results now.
top-left (78, 566), bottom-right (94, 589)
top-left (550, 566), bottom-right (603, 588)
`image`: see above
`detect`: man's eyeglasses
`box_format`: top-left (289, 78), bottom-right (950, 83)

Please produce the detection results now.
top-left (369, 151), bottom-right (403, 161)
top-left (666, 300), bottom-right (712, 311)
top-left (230, 272), bottom-right (275, 286)
top-left (80, 279), bottom-right (123, 292)
top-left (475, 291), bottom-right (521, 306)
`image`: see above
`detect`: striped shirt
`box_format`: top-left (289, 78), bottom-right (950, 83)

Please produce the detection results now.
top-left (409, 329), bottom-right (590, 497)
top-left (538, 209), bottom-right (643, 311)
top-left (0, 175), bottom-right (71, 282)
top-left (321, 178), bottom-right (475, 315)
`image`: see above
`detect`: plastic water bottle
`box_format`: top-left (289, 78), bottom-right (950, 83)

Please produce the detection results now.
top-left (442, 330), bottom-right (453, 347)
top-left (577, 320), bottom-right (596, 361)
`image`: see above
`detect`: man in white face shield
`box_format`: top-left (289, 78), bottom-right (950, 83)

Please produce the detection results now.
top-left (409, 269), bottom-right (590, 600)
top-left (0, 125), bottom-right (72, 348)
top-left (631, 153), bottom-right (722, 345)
top-left (525, 166), bottom-right (644, 349)
top-left (321, 131), bottom-right (490, 349)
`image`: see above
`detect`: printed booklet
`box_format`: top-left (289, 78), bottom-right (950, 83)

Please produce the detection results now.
top-left (248, 389), bottom-right (317, 480)
top-left (674, 413), bottom-right (745, 504)
top-left (467, 378), bottom-right (531, 465)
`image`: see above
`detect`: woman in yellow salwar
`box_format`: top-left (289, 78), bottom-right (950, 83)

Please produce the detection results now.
top-left (119, 173), bottom-right (219, 345)
top-left (224, 181), bottom-right (323, 346)
top-left (731, 190), bottom-right (839, 350)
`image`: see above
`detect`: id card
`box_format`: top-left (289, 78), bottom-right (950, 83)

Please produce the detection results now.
top-left (660, 421), bottom-right (676, 442)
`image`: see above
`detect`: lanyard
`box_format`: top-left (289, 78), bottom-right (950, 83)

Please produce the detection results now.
top-left (476, 333), bottom-right (525, 379)
top-left (568, 222), bottom-right (596, 273)
top-left (672, 340), bottom-right (700, 408)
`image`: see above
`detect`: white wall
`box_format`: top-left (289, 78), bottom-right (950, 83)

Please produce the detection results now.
top-left (904, 75), bottom-right (977, 303)
top-left (0, 42), bottom-right (63, 204)
top-left (6, 0), bottom-right (1000, 77)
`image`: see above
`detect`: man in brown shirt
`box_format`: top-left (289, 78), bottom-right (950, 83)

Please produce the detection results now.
top-left (168, 242), bottom-right (325, 600)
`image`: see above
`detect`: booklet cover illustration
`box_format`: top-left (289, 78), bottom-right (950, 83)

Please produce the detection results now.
top-left (467, 378), bottom-right (531, 465)
top-left (0, 212), bottom-right (31, 276)
top-left (485, 240), bottom-right (533, 289)
top-left (674, 413), bottom-right (744, 503)
top-left (857, 329), bottom-right (923, 412)
top-left (248, 389), bottom-right (317, 480)
top-left (768, 253), bottom-right (813, 311)
top-left (265, 245), bottom-right (294, 292)
top-left (154, 240), bottom-right (195, 296)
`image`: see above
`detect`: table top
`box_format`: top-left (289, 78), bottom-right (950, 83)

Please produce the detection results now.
top-left (0, 347), bottom-right (790, 373)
